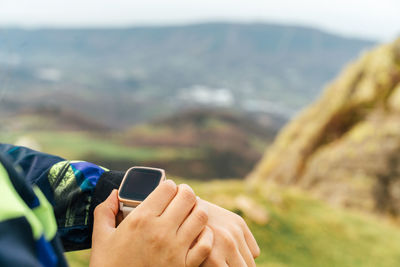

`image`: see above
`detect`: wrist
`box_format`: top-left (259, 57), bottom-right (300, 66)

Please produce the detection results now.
top-left (89, 171), bottom-right (124, 239)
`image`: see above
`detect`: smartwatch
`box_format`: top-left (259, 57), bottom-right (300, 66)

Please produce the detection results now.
top-left (118, 166), bottom-right (166, 218)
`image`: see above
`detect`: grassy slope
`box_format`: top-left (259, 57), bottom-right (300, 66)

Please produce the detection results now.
top-left (0, 131), bottom-right (198, 162)
top-left (67, 180), bottom-right (400, 267)
top-left (1, 129), bottom-right (267, 179)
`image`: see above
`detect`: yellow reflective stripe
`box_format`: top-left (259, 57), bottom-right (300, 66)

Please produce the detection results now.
top-left (48, 161), bottom-right (69, 186)
top-left (0, 163), bottom-right (43, 239)
top-left (32, 186), bottom-right (57, 240)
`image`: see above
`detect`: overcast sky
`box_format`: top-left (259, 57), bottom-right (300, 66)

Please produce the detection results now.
top-left (1, 0), bottom-right (399, 41)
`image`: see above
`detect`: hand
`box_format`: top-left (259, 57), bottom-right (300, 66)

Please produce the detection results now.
top-left (90, 181), bottom-right (214, 267)
top-left (200, 200), bottom-right (260, 267)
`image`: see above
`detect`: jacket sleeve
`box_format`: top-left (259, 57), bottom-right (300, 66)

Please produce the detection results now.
top-left (0, 143), bottom-right (124, 251)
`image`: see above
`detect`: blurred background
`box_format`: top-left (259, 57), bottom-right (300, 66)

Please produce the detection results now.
top-left (1, 1), bottom-right (400, 266)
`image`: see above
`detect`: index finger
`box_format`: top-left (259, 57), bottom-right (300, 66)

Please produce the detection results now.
top-left (135, 179), bottom-right (178, 216)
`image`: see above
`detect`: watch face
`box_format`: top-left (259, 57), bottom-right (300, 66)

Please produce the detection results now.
top-left (119, 167), bottom-right (163, 201)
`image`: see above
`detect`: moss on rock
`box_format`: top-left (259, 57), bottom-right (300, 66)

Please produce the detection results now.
top-left (248, 38), bottom-right (400, 216)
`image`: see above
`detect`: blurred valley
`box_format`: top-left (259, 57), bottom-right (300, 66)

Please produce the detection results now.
top-left (0, 23), bottom-right (374, 179)
top-left (1, 108), bottom-right (281, 179)
top-left (0, 23), bottom-right (374, 125)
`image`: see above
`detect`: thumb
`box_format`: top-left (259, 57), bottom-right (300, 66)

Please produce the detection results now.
top-left (93, 190), bottom-right (119, 233)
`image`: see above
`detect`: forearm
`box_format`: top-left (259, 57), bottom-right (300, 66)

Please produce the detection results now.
top-left (42, 161), bottom-right (125, 250)
top-left (0, 143), bottom-right (124, 250)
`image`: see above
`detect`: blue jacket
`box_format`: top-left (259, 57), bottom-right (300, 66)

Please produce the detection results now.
top-left (0, 144), bottom-right (124, 267)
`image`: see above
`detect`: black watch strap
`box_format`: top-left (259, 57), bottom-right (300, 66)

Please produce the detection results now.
top-left (88, 170), bottom-right (124, 245)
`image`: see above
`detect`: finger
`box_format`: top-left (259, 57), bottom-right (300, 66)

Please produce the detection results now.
top-left (93, 190), bottom-right (119, 233)
top-left (186, 226), bottom-right (214, 267)
top-left (161, 184), bottom-right (197, 227)
top-left (243, 223), bottom-right (260, 258)
top-left (178, 200), bottom-right (209, 245)
top-left (135, 179), bottom-right (178, 216)
top-left (237, 232), bottom-right (256, 267)
top-left (200, 257), bottom-right (228, 267)
top-left (226, 247), bottom-right (247, 267)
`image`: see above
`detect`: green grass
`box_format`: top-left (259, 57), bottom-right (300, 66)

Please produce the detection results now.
top-left (0, 131), bottom-right (199, 162)
top-left (66, 179), bottom-right (400, 267)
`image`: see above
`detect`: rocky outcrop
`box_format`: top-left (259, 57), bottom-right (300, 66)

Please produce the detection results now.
top-left (248, 38), bottom-right (400, 216)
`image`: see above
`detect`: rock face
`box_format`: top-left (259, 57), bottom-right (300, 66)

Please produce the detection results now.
top-left (248, 38), bottom-right (400, 216)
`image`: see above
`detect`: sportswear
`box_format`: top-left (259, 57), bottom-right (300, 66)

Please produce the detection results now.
top-left (0, 144), bottom-right (124, 267)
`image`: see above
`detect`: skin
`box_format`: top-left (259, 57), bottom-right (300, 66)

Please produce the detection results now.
top-left (199, 200), bottom-right (260, 267)
top-left (91, 180), bottom-right (260, 267)
top-left (90, 180), bottom-right (213, 267)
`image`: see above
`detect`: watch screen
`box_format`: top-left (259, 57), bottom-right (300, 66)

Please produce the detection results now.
top-left (119, 168), bottom-right (163, 201)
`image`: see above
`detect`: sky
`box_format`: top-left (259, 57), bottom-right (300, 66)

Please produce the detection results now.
top-left (1, 0), bottom-right (400, 41)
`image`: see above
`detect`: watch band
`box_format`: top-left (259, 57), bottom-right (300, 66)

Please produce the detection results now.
top-left (120, 203), bottom-right (136, 218)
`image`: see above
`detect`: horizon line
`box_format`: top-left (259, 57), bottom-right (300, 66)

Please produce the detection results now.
top-left (0, 19), bottom-right (380, 42)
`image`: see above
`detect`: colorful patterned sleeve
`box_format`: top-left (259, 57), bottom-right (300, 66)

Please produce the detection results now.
top-left (0, 144), bottom-right (124, 251)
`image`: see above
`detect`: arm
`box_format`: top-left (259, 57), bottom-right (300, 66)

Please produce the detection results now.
top-left (0, 143), bottom-right (122, 251)
top-left (1, 143), bottom-right (260, 265)
top-left (91, 184), bottom-right (214, 267)
top-left (0, 145), bottom-right (213, 266)
top-left (0, 152), bottom-right (67, 266)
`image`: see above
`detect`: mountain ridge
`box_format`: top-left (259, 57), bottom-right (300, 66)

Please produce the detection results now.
top-left (0, 22), bottom-right (375, 126)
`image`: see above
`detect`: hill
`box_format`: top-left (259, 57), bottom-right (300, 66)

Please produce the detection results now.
top-left (248, 38), bottom-right (400, 216)
top-left (1, 106), bottom-right (110, 132)
top-left (120, 109), bottom-right (280, 179)
top-left (0, 108), bottom-right (279, 179)
top-left (0, 23), bottom-right (374, 127)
